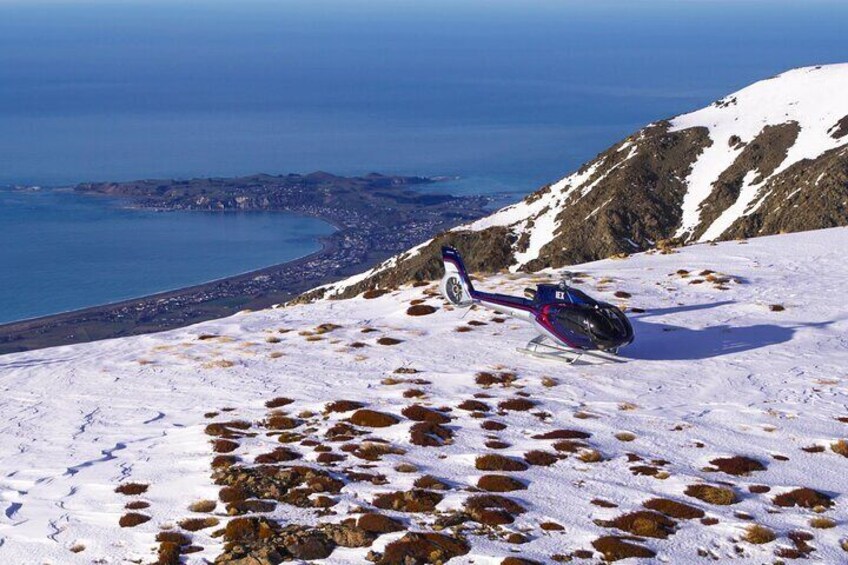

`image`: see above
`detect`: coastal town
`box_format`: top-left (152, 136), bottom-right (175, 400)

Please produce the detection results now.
top-left (0, 173), bottom-right (493, 354)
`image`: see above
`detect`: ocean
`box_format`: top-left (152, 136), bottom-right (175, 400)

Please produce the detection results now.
top-left (0, 187), bottom-right (332, 323)
top-left (1, 0), bottom-right (846, 322)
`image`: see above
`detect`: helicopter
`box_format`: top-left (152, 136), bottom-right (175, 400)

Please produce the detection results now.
top-left (439, 246), bottom-right (634, 364)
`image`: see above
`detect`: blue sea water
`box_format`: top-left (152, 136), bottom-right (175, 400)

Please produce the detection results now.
top-left (1, 0), bottom-right (846, 322)
top-left (0, 188), bottom-right (333, 323)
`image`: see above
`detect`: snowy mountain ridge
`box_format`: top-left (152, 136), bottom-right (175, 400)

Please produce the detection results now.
top-left (1, 227), bottom-right (848, 563)
top-left (310, 64), bottom-right (848, 301)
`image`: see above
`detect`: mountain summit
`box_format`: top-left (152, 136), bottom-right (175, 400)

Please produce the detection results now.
top-left (311, 64), bottom-right (848, 300)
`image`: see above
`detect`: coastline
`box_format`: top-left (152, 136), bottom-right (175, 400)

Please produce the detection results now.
top-left (0, 234), bottom-right (366, 355)
top-left (0, 172), bottom-right (494, 355)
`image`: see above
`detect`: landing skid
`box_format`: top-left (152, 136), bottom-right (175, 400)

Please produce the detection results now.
top-left (517, 335), bottom-right (626, 365)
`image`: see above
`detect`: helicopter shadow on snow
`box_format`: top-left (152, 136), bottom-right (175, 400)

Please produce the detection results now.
top-left (623, 301), bottom-right (826, 361)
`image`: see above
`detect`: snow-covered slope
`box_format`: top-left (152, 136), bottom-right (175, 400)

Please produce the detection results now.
top-left (671, 64), bottom-right (848, 241)
top-left (2, 228), bottom-right (848, 563)
top-left (477, 63), bottom-right (848, 263)
top-left (308, 64), bottom-right (848, 301)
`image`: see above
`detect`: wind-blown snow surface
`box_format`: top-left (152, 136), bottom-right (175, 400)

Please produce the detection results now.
top-left (2, 228), bottom-right (848, 563)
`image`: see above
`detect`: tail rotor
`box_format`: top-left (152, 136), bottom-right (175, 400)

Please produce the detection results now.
top-left (440, 246), bottom-right (474, 307)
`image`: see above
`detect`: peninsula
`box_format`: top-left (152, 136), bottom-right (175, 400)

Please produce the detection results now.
top-left (0, 172), bottom-right (492, 354)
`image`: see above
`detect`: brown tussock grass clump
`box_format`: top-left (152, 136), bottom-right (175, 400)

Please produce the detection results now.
top-left (402, 388), bottom-right (426, 398)
top-left (372, 489), bottom-right (444, 513)
top-left (255, 447), bottom-right (301, 464)
top-left (377, 337), bottom-right (403, 346)
top-left (265, 415), bottom-right (301, 430)
top-left (157, 541), bottom-right (181, 565)
top-left (524, 450), bottom-right (559, 466)
top-left (533, 429), bottom-right (591, 440)
top-left (118, 512), bottom-right (150, 528)
top-left (211, 455), bottom-right (238, 469)
top-left (475, 371), bottom-right (517, 387)
top-left (810, 516), bottom-right (836, 529)
top-left (394, 463), bottom-right (417, 473)
top-left (363, 288), bottom-right (390, 299)
top-left (554, 440), bottom-right (589, 453)
top-left (69, 543), bottom-right (85, 553)
top-left (685, 484), bottom-right (737, 505)
top-left (465, 494), bottom-right (526, 525)
top-left (406, 304), bottom-right (437, 316)
top-left (475, 454), bottom-right (529, 472)
top-left (802, 444), bottom-right (826, 453)
top-left (540, 521), bottom-right (564, 531)
top-left (305, 335), bottom-right (324, 342)
top-left (317, 452), bottom-right (345, 465)
top-left (381, 532), bottom-right (469, 564)
top-left (591, 499), bottom-right (618, 508)
top-left (773, 487), bottom-right (833, 509)
top-left (188, 499), bottom-right (217, 513)
top-left (125, 500), bottom-right (150, 510)
top-left (352, 441), bottom-right (406, 461)
top-left (643, 498), bottom-right (704, 519)
top-left (592, 536), bottom-right (656, 561)
top-left (349, 409), bottom-right (400, 428)
top-left (458, 399), bottom-right (489, 412)
top-left (500, 557), bottom-right (538, 565)
top-left (218, 486), bottom-right (247, 504)
top-left (477, 475), bottom-right (526, 492)
top-left (178, 517), bottom-right (219, 531)
top-left (401, 405), bottom-right (450, 424)
top-left (769, 304), bottom-right (785, 312)
top-left (115, 482), bottom-right (149, 496)
top-left (615, 432), bottom-right (637, 442)
top-left (211, 439), bottom-right (240, 453)
top-left (486, 440), bottom-right (510, 449)
top-left (598, 510), bottom-right (676, 539)
top-left (578, 449), bottom-right (604, 463)
top-left (743, 524), bottom-right (776, 544)
top-left (325, 399), bottom-right (365, 413)
top-left (614, 291), bottom-right (632, 299)
top-left (410, 421), bottom-right (453, 447)
top-left (481, 420), bottom-right (507, 431)
top-left (455, 326), bottom-right (473, 332)
top-left (499, 398), bottom-right (536, 411)
top-left (265, 397), bottom-right (294, 408)
top-left (204, 420), bottom-right (251, 437)
top-left (356, 513), bottom-right (405, 534)
top-left (265, 335), bottom-right (281, 344)
top-left (709, 455), bottom-right (766, 476)
top-left (541, 376), bottom-right (558, 387)
top-left (831, 439), bottom-right (848, 457)
top-left (413, 475), bottom-right (448, 490)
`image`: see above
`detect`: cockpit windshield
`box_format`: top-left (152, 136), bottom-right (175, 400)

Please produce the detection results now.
top-left (564, 287), bottom-right (598, 307)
